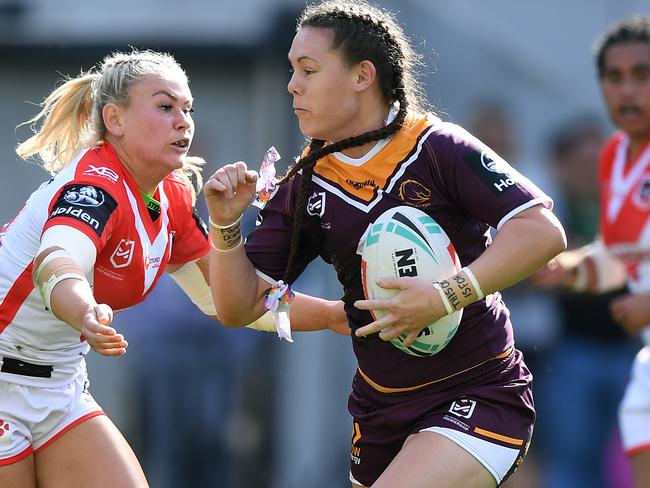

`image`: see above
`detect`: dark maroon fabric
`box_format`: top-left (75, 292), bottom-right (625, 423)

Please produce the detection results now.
top-left (348, 350), bottom-right (535, 486)
top-left (246, 119), bottom-right (550, 388)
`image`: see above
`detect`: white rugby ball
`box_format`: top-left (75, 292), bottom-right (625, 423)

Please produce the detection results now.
top-left (358, 205), bottom-right (462, 356)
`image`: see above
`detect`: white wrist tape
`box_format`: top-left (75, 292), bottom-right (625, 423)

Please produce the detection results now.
top-left (462, 266), bottom-right (484, 300)
top-left (33, 249), bottom-right (72, 284)
top-left (208, 215), bottom-right (242, 230)
top-left (584, 240), bottom-right (628, 292)
top-left (571, 261), bottom-right (589, 292)
top-left (40, 272), bottom-right (85, 311)
top-left (433, 282), bottom-right (454, 315)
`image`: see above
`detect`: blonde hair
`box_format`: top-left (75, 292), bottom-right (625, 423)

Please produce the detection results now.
top-left (16, 49), bottom-right (204, 202)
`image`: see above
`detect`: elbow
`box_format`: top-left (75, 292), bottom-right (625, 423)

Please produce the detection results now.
top-left (213, 306), bottom-right (254, 328)
top-left (545, 221), bottom-right (568, 261)
top-left (215, 311), bottom-right (245, 328)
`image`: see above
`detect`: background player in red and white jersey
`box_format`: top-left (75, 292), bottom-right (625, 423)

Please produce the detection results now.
top-left (0, 50), bottom-right (346, 487)
top-left (203, 1), bottom-right (567, 487)
top-left (534, 16), bottom-right (650, 488)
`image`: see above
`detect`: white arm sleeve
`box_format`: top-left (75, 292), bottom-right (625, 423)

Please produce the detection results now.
top-left (38, 226), bottom-right (97, 275)
top-left (168, 260), bottom-right (217, 316)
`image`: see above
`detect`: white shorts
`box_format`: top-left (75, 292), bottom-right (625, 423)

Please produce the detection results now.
top-left (0, 368), bottom-right (104, 465)
top-left (619, 346), bottom-right (650, 456)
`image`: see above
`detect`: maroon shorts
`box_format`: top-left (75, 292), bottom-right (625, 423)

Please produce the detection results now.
top-left (348, 349), bottom-right (534, 486)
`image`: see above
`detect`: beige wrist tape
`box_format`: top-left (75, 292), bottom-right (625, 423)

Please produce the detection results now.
top-left (436, 268), bottom-right (483, 312)
top-left (34, 249), bottom-right (85, 311)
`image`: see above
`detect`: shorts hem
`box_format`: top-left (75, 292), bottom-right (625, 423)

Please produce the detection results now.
top-left (627, 442), bottom-right (650, 457)
top-left (422, 427), bottom-right (502, 484)
top-left (0, 444), bottom-right (33, 466)
top-left (33, 410), bottom-right (105, 453)
top-left (349, 470), bottom-right (367, 487)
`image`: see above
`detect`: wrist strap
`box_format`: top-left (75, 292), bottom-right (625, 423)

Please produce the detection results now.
top-left (462, 266), bottom-right (484, 300)
top-left (433, 282), bottom-right (454, 315)
top-left (208, 215), bottom-right (242, 230)
top-left (571, 262), bottom-right (588, 291)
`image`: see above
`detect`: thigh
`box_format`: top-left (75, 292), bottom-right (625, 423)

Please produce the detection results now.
top-left (630, 449), bottom-right (650, 488)
top-left (0, 455), bottom-right (36, 488)
top-left (374, 431), bottom-right (496, 488)
top-left (34, 415), bottom-right (148, 488)
top-left (619, 348), bottom-right (650, 454)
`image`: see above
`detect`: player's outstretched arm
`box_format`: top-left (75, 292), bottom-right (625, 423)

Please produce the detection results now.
top-left (471, 204), bottom-right (567, 295)
top-left (33, 247), bottom-right (127, 356)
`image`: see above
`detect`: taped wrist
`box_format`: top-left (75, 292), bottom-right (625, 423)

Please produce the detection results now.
top-left (33, 249), bottom-right (86, 310)
top-left (435, 267), bottom-right (484, 312)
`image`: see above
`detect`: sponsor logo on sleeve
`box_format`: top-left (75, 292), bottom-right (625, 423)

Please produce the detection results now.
top-left (82, 165), bottom-right (119, 183)
top-left (49, 184), bottom-right (117, 236)
top-left (464, 149), bottom-right (518, 194)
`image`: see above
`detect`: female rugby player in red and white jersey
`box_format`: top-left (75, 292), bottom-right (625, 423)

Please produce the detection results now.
top-left (203, 1), bottom-right (567, 487)
top-left (0, 50), bottom-right (346, 487)
top-left (534, 16), bottom-right (650, 488)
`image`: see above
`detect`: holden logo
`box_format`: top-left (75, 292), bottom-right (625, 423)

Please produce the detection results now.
top-left (110, 239), bottom-right (135, 269)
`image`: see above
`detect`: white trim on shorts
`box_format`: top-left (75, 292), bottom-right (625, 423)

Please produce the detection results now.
top-left (349, 471), bottom-right (365, 487)
top-left (619, 346), bottom-right (650, 456)
top-left (420, 426), bottom-right (520, 484)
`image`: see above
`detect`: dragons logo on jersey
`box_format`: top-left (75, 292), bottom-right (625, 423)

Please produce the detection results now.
top-left (49, 184), bottom-right (117, 237)
top-left (307, 191), bottom-right (326, 217)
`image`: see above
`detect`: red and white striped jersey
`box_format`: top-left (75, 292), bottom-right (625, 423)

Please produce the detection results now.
top-left (599, 133), bottom-right (650, 343)
top-left (0, 142), bottom-right (209, 385)
top-left (599, 133), bottom-right (650, 292)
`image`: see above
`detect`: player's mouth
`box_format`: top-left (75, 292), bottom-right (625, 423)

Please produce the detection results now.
top-left (171, 138), bottom-right (190, 149)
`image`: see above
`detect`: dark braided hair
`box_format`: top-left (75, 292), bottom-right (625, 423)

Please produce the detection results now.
top-left (278, 0), bottom-right (426, 284)
top-left (594, 15), bottom-right (650, 78)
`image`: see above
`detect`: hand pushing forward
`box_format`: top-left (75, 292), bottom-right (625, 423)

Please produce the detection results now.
top-left (204, 162), bottom-right (259, 226)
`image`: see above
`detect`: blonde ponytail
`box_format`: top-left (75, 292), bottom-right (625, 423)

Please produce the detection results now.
top-left (16, 73), bottom-right (100, 175)
top-left (176, 156), bottom-right (205, 204)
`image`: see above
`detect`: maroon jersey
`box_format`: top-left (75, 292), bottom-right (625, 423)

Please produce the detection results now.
top-left (246, 113), bottom-right (552, 389)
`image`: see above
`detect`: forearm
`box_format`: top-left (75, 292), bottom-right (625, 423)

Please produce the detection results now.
top-left (49, 278), bottom-right (96, 332)
top-left (289, 293), bottom-right (342, 331)
top-left (209, 237), bottom-right (269, 325)
top-left (471, 206), bottom-right (566, 295)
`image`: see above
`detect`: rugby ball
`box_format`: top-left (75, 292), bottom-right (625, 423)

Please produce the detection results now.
top-left (358, 206), bottom-right (462, 356)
